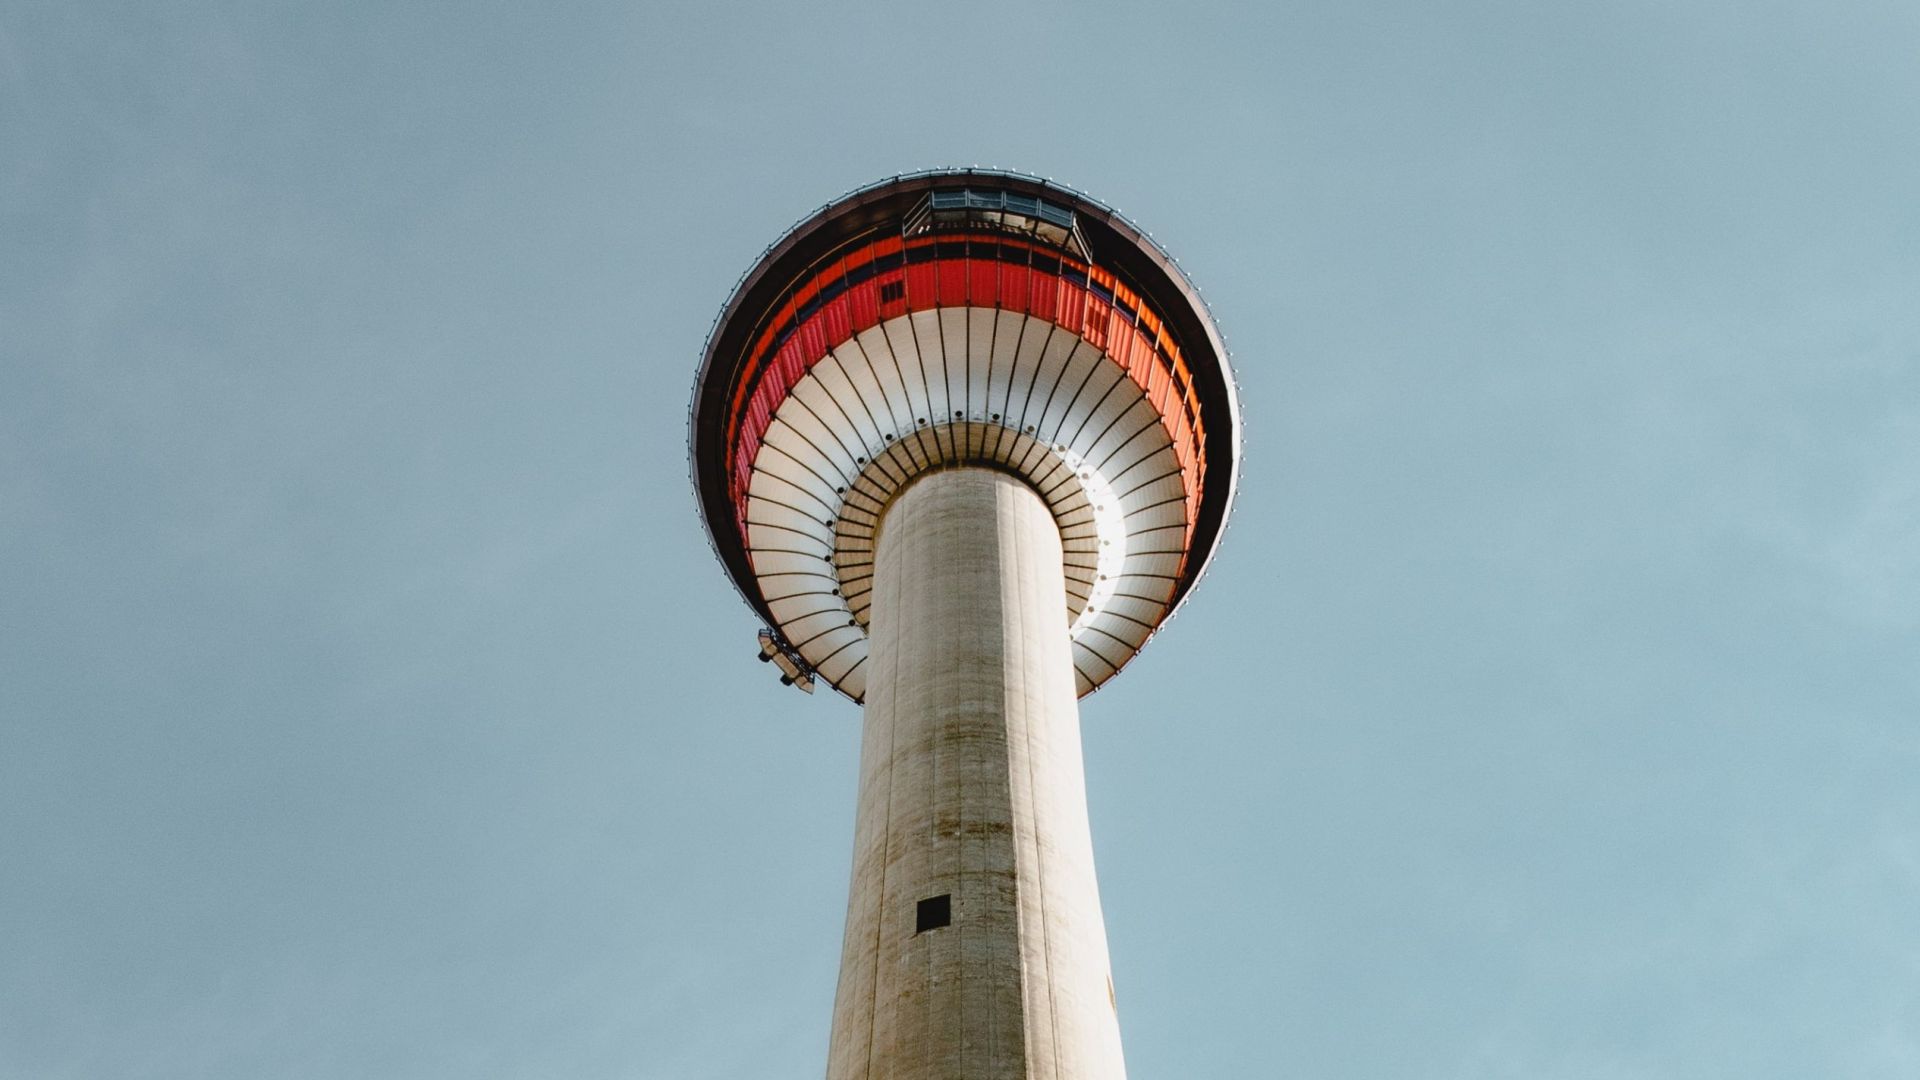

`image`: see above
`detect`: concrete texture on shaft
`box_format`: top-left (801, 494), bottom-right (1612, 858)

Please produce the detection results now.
top-left (827, 468), bottom-right (1126, 1079)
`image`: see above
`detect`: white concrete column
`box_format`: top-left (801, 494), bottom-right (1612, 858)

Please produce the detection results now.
top-left (826, 467), bottom-right (1127, 1080)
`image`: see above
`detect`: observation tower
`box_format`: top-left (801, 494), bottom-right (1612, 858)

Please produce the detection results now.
top-left (690, 170), bottom-right (1240, 1078)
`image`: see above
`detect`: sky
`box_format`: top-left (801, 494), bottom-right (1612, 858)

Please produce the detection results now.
top-left (2, 2), bottom-right (1916, 1077)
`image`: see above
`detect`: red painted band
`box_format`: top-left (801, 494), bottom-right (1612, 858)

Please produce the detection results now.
top-left (724, 232), bottom-right (1209, 547)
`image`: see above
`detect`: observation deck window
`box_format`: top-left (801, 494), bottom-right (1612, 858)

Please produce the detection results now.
top-left (904, 189), bottom-right (1089, 257)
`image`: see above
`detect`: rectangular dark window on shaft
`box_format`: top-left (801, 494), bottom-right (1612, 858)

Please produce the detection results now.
top-left (879, 280), bottom-right (905, 304)
top-left (915, 894), bottom-right (951, 934)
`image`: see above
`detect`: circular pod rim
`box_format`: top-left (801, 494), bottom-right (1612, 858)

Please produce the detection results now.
top-left (690, 168), bottom-right (1241, 701)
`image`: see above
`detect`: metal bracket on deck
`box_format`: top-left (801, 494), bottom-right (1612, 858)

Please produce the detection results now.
top-left (757, 628), bottom-right (816, 694)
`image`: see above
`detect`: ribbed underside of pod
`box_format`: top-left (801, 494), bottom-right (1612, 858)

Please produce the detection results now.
top-left (745, 309), bottom-right (1187, 701)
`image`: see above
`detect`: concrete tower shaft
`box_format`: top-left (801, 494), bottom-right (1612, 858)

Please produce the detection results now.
top-left (829, 468), bottom-right (1125, 1079)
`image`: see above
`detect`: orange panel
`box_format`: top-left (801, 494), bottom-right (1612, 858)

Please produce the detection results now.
top-left (1000, 262), bottom-right (1031, 313)
top-left (1027, 268), bottom-right (1057, 322)
top-left (936, 257), bottom-right (968, 307)
top-left (1147, 363), bottom-right (1172, 419)
top-left (776, 338), bottom-right (806, 384)
top-left (906, 259), bottom-right (937, 310)
top-left (849, 279), bottom-right (880, 332)
top-left (969, 257), bottom-right (998, 306)
top-left (1058, 279), bottom-right (1086, 335)
top-left (822, 291), bottom-right (852, 345)
top-left (1079, 293), bottom-right (1106, 349)
top-left (1126, 328), bottom-right (1151, 386)
top-left (795, 319), bottom-right (828, 369)
top-left (746, 378), bottom-right (774, 431)
top-left (1128, 327), bottom-right (1155, 386)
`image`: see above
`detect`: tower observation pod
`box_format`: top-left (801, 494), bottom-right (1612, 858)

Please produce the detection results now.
top-left (689, 170), bottom-right (1240, 1078)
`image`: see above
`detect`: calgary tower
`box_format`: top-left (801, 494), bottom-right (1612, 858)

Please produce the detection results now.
top-left (689, 169), bottom-right (1240, 1078)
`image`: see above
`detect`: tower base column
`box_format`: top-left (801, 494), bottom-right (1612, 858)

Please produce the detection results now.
top-left (826, 467), bottom-right (1127, 1080)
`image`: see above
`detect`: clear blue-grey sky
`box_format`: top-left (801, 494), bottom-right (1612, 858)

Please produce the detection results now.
top-left (3, 2), bottom-right (1916, 1077)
